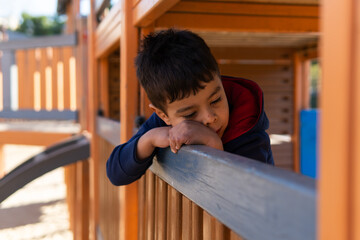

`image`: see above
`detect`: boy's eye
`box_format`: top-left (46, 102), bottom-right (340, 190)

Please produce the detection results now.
top-left (183, 112), bottom-right (196, 119)
top-left (211, 97), bottom-right (222, 105)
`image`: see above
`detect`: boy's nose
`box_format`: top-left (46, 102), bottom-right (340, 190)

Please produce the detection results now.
top-left (203, 110), bottom-right (217, 126)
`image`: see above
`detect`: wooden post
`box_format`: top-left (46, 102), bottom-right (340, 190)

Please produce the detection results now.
top-left (119, 0), bottom-right (139, 239)
top-left (319, 0), bottom-right (360, 239)
top-left (88, 1), bottom-right (100, 240)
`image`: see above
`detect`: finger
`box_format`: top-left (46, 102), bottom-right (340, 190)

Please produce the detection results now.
top-left (169, 138), bottom-right (178, 153)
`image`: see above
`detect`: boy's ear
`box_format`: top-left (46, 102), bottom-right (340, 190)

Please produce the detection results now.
top-left (149, 104), bottom-right (171, 125)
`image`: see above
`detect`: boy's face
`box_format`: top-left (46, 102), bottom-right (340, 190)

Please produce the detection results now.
top-left (153, 75), bottom-right (229, 138)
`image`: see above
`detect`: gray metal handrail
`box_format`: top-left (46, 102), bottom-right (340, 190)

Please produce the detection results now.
top-left (151, 146), bottom-right (316, 240)
top-left (0, 134), bottom-right (90, 203)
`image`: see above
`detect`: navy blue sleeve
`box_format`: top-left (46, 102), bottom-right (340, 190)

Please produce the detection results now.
top-left (106, 113), bottom-right (167, 186)
top-left (223, 130), bottom-right (274, 165)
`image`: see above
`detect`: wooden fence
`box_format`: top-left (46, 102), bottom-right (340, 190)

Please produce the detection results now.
top-left (0, 33), bottom-right (78, 120)
top-left (96, 119), bottom-right (315, 240)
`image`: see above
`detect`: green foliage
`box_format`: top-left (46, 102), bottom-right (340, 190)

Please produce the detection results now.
top-left (16, 13), bottom-right (65, 36)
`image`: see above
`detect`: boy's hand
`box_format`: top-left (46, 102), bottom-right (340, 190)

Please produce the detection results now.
top-left (137, 126), bottom-right (171, 160)
top-left (169, 120), bottom-right (223, 153)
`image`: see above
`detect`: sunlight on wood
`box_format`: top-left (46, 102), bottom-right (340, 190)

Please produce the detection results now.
top-left (57, 62), bottom-right (64, 111)
top-left (69, 57), bottom-right (76, 111)
top-left (34, 72), bottom-right (41, 111)
top-left (46, 67), bottom-right (52, 111)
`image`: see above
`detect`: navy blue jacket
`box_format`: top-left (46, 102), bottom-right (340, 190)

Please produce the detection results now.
top-left (107, 76), bottom-right (274, 186)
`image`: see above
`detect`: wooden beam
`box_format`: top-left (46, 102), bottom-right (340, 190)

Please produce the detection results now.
top-left (120, 0), bottom-right (139, 240)
top-left (151, 146), bottom-right (316, 240)
top-left (0, 34), bottom-right (77, 51)
top-left (133, 0), bottom-right (180, 27)
top-left (319, 0), bottom-right (360, 239)
top-left (0, 131), bottom-right (73, 146)
top-left (156, 13), bottom-right (319, 33)
top-left (96, 1), bottom-right (122, 58)
top-left (171, 2), bottom-right (319, 18)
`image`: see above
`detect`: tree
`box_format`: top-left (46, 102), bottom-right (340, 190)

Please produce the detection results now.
top-left (16, 13), bottom-right (65, 36)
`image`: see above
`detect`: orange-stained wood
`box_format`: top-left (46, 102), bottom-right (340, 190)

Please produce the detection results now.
top-left (140, 26), bottom-right (155, 119)
top-left (88, 1), bottom-right (100, 240)
top-left (293, 53), bottom-right (302, 173)
top-left (51, 48), bottom-right (59, 110)
top-left (133, 0), bottom-right (180, 27)
top-left (352, 2), bottom-right (360, 239)
top-left (145, 171), bottom-right (155, 240)
top-left (99, 59), bottom-right (110, 117)
top-left (119, 0), bottom-right (139, 239)
top-left (192, 203), bottom-right (203, 240)
top-left (182, 196), bottom-right (192, 240)
top-left (25, 49), bottom-right (36, 109)
top-left (171, 2), bottom-right (319, 18)
top-left (63, 47), bottom-right (72, 109)
top-left (319, 0), bottom-right (357, 239)
top-left (40, 48), bottom-right (48, 109)
top-left (0, 131), bottom-right (73, 146)
top-left (155, 176), bottom-right (167, 240)
top-left (16, 50), bottom-right (26, 109)
top-left (95, 1), bottom-right (122, 58)
top-left (156, 13), bottom-right (319, 33)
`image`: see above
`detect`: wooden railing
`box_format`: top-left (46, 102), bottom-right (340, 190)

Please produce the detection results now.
top-left (0, 33), bottom-right (78, 120)
top-left (138, 146), bottom-right (316, 240)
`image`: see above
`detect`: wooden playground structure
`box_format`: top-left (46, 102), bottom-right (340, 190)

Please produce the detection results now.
top-left (0, 0), bottom-right (359, 239)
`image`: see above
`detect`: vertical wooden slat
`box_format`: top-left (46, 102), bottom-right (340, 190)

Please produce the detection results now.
top-left (203, 211), bottom-right (214, 240)
top-left (182, 196), bottom-right (192, 240)
top-left (63, 47), bottom-right (72, 110)
top-left (230, 230), bottom-right (243, 240)
top-left (99, 59), bottom-right (109, 117)
top-left (293, 53), bottom-right (302, 173)
top-left (192, 203), bottom-right (203, 240)
top-left (170, 187), bottom-right (182, 240)
top-left (51, 48), bottom-right (59, 110)
top-left (25, 49), bottom-right (36, 109)
top-left (138, 175), bottom-right (146, 240)
top-left (145, 171), bottom-right (155, 240)
top-left (16, 50), bottom-right (26, 109)
top-left (155, 177), bottom-right (167, 240)
top-left (40, 48), bottom-right (48, 109)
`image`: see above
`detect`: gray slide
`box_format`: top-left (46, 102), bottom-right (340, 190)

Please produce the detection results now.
top-left (0, 134), bottom-right (90, 203)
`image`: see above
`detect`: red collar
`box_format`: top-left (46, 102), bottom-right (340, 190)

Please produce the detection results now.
top-left (221, 76), bottom-right (263, 144)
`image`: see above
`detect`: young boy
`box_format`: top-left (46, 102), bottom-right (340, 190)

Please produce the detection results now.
top-left (107, 29), bottom-right (274, 186)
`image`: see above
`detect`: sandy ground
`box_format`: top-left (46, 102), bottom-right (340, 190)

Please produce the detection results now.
top-left (0, 144), bottom-right (73, 240)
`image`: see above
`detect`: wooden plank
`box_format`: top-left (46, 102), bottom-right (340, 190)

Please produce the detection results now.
top-left (212, 47), bottom-right (295, 60)
top-left (63, 47), bottom-right (72, 109)
top-left (154, 176), bottom-right (167, 240)
top-left (51, 48), bottom-right (59, 110)
top-left (96, 116), bottom-right (121, 146)
top-left (99, 59), bottom-right (109, 117)
top-left (179, 0), bottom-right (319, 5)
top-left (95, 1), bottom-right (121, 58)
top-left (138, 175), bottom-right (146, 240)
top-left (203, 211), bottom-right (214, 240)
top-left (119, 1), bottom-right (139, 239)
top-left (0, 131), bottom-right (73, 146)
top-left (0, 33), bottom-right (77, 51)
top-left (16, 50), bottom-right (26, 109)
top-left (40, 48), bottom-right (48, 109)
top-left (192, 203), bottom-right (203, 240)
top-left (155, 12), bottom-right (319, 33)
top-left (150, 146), bottom-right (316, 240)
top-left (24, 49), bottom-right (36, 109)
top-left (182, 196), bottom-right (192, 240)
top-left (133, 0), bottom-right (180, 27)
top-left (146, 171), bottom-right (155, 240)
top-left (170, 186), bottom-right (181, 240)
top-left (171, 2), bottom-right (319, 18)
